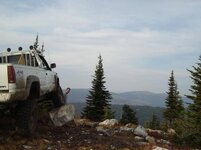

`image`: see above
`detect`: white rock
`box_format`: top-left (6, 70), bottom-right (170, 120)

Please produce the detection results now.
top-left (43, 139), bottom-right (50, 143)
top-left (134, 125), bottom-right (148, 137)
top-left (156, 139), bottom-right (170, 145)
top-left (147, 128), bottom-right (163, 134)
top-left (96, 126), bottom-right (110, 136)
top-left (74, 119), bottom-right (98, 127)
top-left (49, 104), bottom-right (75, 126)
top-left (167, 128), bottom-right (176, 135)
top-left (146, 136), bottom-right (155, 144)
top-left (125, 123), bottom-right (137, 128)
top-left (120, 126), bottom-right (135, 132)
top-left (22, 145), bottom-right (32, 149)
top-left (152, 146), bottom-right (168, 150)
top-left (134, 136), bottom-right (144, 141)
top-left (99, 119), bottom-right (118, 127)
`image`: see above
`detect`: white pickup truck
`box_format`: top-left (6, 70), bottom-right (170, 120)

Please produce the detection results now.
top-left (0, 46), bottom-right (65, 135)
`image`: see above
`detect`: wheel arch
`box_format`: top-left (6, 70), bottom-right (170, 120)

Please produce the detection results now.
top-left (25, 76), bottom-right (40, 100)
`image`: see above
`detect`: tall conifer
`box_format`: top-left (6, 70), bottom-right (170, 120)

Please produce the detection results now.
top-left (120, 104), bottom-right (138, 125)
top-left (164, 71), bottom-right (184, 127)
top-left (82, 55), bottom-right (112, 121)
top-left (185, 55), bottom-right (201, 147)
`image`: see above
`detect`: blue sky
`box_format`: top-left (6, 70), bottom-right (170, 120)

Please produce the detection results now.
top-left (0, 0), bottom-right (201, 95)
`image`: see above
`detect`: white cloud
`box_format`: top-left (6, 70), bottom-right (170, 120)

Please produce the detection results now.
top-left (0, 0), bottom-right (201, 94)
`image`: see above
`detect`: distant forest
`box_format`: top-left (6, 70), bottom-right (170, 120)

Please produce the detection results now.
top-left (72, 102), bottom-right (164, 125)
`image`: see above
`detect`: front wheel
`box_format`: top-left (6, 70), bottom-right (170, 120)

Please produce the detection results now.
top-left (52, 85), bottom-right (65, 108)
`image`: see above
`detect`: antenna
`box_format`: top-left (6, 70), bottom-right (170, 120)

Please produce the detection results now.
top-left (33, 33), bottom-right (39, 50)
top-left (41, 42), bottom-right (45, 53)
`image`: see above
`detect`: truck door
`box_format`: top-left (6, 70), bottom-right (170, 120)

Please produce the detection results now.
top-left (39, 55), bottom-right (56, 92)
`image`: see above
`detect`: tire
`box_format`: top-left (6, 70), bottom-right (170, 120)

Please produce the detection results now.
top-left (16, 99), bottom-right (38, 136)
top-left (52, 85), bottom-right (65, 108)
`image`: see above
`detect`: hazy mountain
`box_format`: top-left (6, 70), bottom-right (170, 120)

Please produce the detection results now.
top-left (111, 91), bottom-right (167, 107)
top-left (66, 89), bottom-right (190, 107)
top-left (66, 89), bottom-right (166, 107)
top-left (66, 89), bottom-right (89, 103)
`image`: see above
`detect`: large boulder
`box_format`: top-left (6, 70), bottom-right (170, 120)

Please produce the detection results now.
top-left (49, 104), bottom-right (75, 126)
top-left (134, 125), bottom-right (148, 137)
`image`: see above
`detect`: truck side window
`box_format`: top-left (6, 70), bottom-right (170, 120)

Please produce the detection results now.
top-left (0, 57), bottom-right (2, 63)
top-left (31, 56), bottom-right (38, 67)
top-left (26, 54), bottom-right (31, 66)
top-left (7, 55), bottom-right (21, 64)
top-left (31, 56), bottom-right (34, 67)
top-left (18, 54), bottom-right (26, 65)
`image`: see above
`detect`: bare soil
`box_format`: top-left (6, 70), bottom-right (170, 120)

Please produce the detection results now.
top-left (0, 116), bottom-right (155, 150)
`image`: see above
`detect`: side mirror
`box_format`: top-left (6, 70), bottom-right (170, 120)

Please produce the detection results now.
top-left (50, 63), bottom-right (56, 69)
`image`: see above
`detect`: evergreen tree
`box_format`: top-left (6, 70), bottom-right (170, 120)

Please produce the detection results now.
top-left (103, 106), bottom-right (115, 120)
top-left (82, 55), bottom-right (112, 121)
top-left (185, 55), bottom-right (201, 147)
top-left (145, 112), bottom-right (160, 130)
top-left (164, 71), bottom-right (184, 128)
top-left (120, 104), bottom-right (138, 125)
top-left (175, 84), bottom-right (184, 114)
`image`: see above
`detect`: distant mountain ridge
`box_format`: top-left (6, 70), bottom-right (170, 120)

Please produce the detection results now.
top-left (67, 89), bottom-right (190, 107)
top-left (67, 89), bottom-right (168, 107)
top-left (111, 91), bottom-right (166, 107)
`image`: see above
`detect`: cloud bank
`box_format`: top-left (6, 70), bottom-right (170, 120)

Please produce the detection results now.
top-left (0, 0), bottom-right (201, 94)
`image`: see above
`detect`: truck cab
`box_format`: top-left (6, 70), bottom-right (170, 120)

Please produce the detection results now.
top-left (0, 47), bottom-right (57, 102)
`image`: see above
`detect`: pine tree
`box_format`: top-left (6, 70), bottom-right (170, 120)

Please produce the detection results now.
top-left (82, 55), bottom-right (112, 121)
top-left (120, 104), bottom-right (138, 125)
top-left (164, 71), bottom-right (184, 128)
top-left (175, 84), bottom-right (184, 114)
top-left (103, 106), bottom-right (115, 120)
top-left (185, 55), bottom-right (201, 147)
top-left (145, 112), bottom-right (160, 130)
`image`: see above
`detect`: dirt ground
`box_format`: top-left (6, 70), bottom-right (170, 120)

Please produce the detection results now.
top-left (0, 116), bottom-right (157, 150)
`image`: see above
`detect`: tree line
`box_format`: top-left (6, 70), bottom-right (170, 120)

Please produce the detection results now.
top-left (81, 54), bottom-right (201, 148)
top-left (163, 56), bottom-right (201, 148)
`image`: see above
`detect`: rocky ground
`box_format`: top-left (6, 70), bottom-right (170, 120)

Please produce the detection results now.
top-left (0, 116), bottom-right (182, 150)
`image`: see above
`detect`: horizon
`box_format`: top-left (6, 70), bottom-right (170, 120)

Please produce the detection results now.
top-left (0, 1), bottom-right (201, 95)
top-left (66, 88), bottom-right (188, 97)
